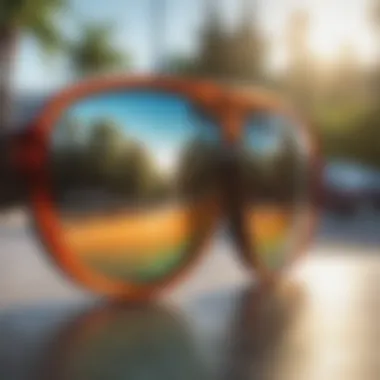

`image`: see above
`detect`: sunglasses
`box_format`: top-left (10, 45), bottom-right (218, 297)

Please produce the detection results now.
top-left (5, 76), bottom-right (321, 301)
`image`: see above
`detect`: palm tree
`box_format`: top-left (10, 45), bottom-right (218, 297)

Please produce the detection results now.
top-left (69, 24), bottom-right (129, 77)
top-left (0, 0), bottom-right (65, 130)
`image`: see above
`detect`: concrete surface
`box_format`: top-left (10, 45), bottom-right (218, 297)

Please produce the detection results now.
top-left (0, 212), bottom-right (380, 379)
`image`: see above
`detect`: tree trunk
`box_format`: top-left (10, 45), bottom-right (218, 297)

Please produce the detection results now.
top-left (0, 27), bottom-right (17, 132)
top-left (0, 28), bottom-right (19, 210)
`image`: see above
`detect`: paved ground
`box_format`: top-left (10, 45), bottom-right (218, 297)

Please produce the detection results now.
top-left (1, 212), bottom-right (380, 379)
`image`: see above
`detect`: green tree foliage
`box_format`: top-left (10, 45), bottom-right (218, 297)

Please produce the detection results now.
top-left (0, 0), bottom-right (64, 51)
top-left (282, 5), bottom-right (380, 169)
top-left (240, 129), bottom-right (301, 205)
top-left (177, 139), bottom-right (222, 199)
top-left (0, 0), bottom-right (65, 130)
top-left (0, 1), bottom-right (130, 133)
top-left (226, 0), bottom-right (265, 82)
top-left (166, 55), bottom-right (199, 76)
top-left (51, 117), bottom-right (173, 210)
top-left (69, 24), bottom-right (129, 77)
top-left (196, 4), bottom-right (228, 79)
top-left (172, 0), bottom-right (265, 83)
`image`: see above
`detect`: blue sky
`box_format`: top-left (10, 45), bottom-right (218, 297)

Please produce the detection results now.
top-left (15, 0), bottom-right (375, 92)
top-left (56, 90), bottom-right (219, 173)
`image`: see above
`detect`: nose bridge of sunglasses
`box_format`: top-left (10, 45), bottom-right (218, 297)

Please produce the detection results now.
top-left (217, 147), bottom-right (247, 221)
top-left (219, 103), bottom-right (244, 144)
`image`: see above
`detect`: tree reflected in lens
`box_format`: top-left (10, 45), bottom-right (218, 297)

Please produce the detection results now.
top-left (49, 91), bottom-right (222, 284)
top-left (241, 112), bottom-right (313, 271)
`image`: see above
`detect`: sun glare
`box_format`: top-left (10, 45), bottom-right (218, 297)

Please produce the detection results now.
top-left (308, 2), bottom-right (376, 63)
top-left (156, 149), bottom-right (177, 176)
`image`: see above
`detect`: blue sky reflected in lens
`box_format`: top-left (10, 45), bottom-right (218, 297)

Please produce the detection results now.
top-left (245, 114), bottom-right (287, 156)
top-left (58, 91), bottom-right (219, 173)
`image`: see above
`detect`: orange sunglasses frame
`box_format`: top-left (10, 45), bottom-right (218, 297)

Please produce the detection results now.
top-left (12, 75), bottom-right (322, 301)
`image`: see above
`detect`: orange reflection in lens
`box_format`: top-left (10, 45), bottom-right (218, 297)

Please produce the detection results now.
top-left (247, 205), bottom-right (295, 270)
top-left (60, 198), bottom-right (218, 282)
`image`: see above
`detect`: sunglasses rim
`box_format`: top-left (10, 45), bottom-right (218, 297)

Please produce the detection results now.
top-left (231, 96), bottom-right (323, 280)
top-left (22, 76), bottom-right (228, 300)
top-left (14, 75), bottom-right (322, 299)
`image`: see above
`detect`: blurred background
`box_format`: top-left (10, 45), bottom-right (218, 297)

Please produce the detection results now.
top-left (3, 0), bottom-right (380, 218)
top-left (2, 2), bottom-right (380, 379)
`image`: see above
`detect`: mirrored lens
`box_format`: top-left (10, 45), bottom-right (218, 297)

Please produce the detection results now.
top-left (241, 112), bottom-right (313, 271)
top-left (49, 90), bottom-right (222, 284)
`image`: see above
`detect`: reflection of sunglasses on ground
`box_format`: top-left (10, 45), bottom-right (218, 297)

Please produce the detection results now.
top-left (3, 76), bottom-right (321, 301)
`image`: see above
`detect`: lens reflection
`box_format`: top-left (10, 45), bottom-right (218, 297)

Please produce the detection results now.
top-left (42, 305), bottom-right (208, 380)
top-left (242, 112), bottom-right (312, 271)
top-left (49, 91), bottom-right (221, 284)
